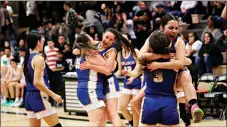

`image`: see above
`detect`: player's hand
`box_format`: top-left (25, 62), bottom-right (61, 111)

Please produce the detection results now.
top-left (52, 94), bottom-right (63, 104)
top-left (126, 77), bottom-right (134, 85)
top-left (146, 62), bottom-right (160, 71)
top-left (80, 61), bottom-right (90, 70)
top-left (122, 70), bottom-right (129, 76)
top-left (86, 34), bottom-right (94, 44)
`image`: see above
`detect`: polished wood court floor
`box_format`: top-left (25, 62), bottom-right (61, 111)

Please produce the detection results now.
top-left (1, 106), bottom-right (226, 126)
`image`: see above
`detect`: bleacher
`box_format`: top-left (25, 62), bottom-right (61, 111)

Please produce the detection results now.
top-left (213, 52), bottom-right (226, 76)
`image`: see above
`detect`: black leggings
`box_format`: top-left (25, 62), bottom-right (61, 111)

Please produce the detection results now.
top-left (179, 103), bottom-right (191, 126)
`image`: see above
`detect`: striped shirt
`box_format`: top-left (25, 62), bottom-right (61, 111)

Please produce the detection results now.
top-left (44, 46), bottom-right (59, 69)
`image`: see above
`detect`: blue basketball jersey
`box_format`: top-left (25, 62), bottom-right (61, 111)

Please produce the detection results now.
top-left (121, 52), bottom-right (141, 85)
top-left (170, 36), bottom-right (179, 53)
top-left (26, 53), bottom-right (50, 91)
top-left (144, 59), bottom-right (177, 97)
top-left (75, 55), bottom-right (104, 89)
top-left (98, 42), bottom-right (118, 59)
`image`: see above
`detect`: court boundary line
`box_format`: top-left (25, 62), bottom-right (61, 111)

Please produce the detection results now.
top-left (1, 111), bottom-right (112, 123)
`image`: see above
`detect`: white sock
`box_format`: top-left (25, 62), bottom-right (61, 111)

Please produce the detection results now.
top-left (15, 98), bottom-right (19, 102)
top-left (20, 98), bottom-right (23, 102)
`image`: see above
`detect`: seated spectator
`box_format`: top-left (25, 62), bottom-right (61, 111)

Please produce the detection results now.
top-left (201, 16), bottom-right (223, 41)
top-left (55, 50), bottom-right (67, 72)
top-left (1, 65), bottom-right (11, 106)
top-left (7, 58), bottom-right (25, 107)
top-left (1, 47), bottom-right (13, 79)
top-left (63, 44), bottom-right (75, 72)
top-left (195, 32), bottom-right (223, 76)
top-left (4, 41), bottom-right (15, 55)
top-left (75, 23), bottom-right (85, 40)
top-left (186, 32), bottom-right (203, 61)
top-left (186, 32), bottom-right (203, 85)
top-left (56, 35), bottom-right (66, 52)
top-left (215, 29), bottom-right (227, 52)
top-left (14, 38), bottom-right (26, 57)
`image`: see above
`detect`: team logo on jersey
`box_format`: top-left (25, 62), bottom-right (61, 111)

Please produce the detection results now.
top-left (153, 70), bottom-right (163, 83)
top-left (121, 61), bottom-right (136, 66)
top-left (90, 90), bottom-right (94, 95)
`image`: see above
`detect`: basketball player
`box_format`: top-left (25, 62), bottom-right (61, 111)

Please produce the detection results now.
top-left (73, 34), bottom-right (108, 126)
top-left (23, 32), bottom-right (62, 127)
top-left (79, 28), bottom-right (134, 126)
top-left (136, 14), bottom-right (204, 123)
top-left (115, 34), bottom-right (142, 126)
top-left (140, 30), bottom-right (179, 126)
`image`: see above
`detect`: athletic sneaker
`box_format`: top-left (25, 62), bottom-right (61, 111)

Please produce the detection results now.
top-left (191, 104), bottom-right (204, 123)
top-left (5, 100), bottom-right (14, 106)
top-left (14, 100), bottom-right (23, 107)
top-left (1, 99), bottom-right (7, 106)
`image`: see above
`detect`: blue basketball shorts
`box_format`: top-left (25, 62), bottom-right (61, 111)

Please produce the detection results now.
top-left (103, 74), bottom-right (120, 99)
top-left (77, 82), bottom-right (105, 112)
top-left (25, 91), bottom-right (56, 119)
top-left (141, 95), bottom-right (179, 125)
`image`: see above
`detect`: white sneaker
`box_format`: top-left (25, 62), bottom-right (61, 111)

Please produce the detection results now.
top-left (14, 100), bottom-right (23, 107)
top-left (13, 99), bottom-right (20, 106)
top-left (1, 99), bottom-right (7, 105)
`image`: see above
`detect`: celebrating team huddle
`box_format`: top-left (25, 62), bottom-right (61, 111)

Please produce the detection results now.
top-left (22, 14), bottom-right (204, 127)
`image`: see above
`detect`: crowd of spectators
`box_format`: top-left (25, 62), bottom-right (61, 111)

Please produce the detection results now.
top-left (1, 1), bottom-right (226, 107)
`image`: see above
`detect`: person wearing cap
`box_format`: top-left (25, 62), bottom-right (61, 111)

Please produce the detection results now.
top-left (153, 4), bottom-right (167, 30)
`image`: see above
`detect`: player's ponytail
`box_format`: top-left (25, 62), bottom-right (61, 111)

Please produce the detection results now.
top-left (24, 32), bottom-right (42, 83)
top-left (23, 48), bottom-right (31, 83)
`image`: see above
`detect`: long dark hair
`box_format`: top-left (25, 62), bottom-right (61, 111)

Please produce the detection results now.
top-left (24, 32), bottom-right (42, 83)
top-left (203, 32), bottom-right (214, 43)
top-left (105, 28), bottom-right (136, 57)
top-left (2, 18), bottom-right (16, 37)
top-left (149, 30), bottom-right (171, 55)
top-left (189, 32), bottom-right (200, 42)
top-left (160, 14), bottom-right (179, 27)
